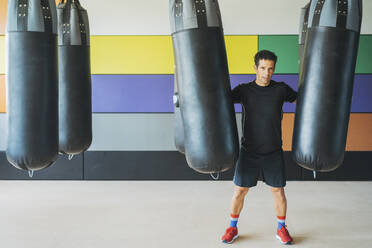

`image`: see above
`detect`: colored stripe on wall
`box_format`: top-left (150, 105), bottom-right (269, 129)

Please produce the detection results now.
top-left (0, 0), bottom-right (7, 35)
top-left (258, 35), bottom-right (299, 74)
top-left (90, 74), bottom-right (370, 113)
top-left (259, 35), bottom-right (372, 74)
top-left (1, 74), bottom-right (371, 114)
top-left (0, 36), bottom-right (4, 74)
top-left (0, 75), bottom-right (5, 112)
top-left (1, 35), bottom-right (371, 75)
top-left (1, 113), bottom-right (372, 152)
top-left (90, 35), bottom-right (258, 75)
top-left (281, 114), bottom-right (372, 151)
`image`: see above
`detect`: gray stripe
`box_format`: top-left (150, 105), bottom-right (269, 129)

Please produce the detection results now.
top-left (0, 114), bottom-right (243, 151)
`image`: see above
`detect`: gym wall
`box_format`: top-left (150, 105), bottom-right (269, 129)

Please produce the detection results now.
top-left (0, 0), bottom-right (371, 180)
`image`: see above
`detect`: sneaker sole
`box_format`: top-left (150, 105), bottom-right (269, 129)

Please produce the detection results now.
top-left (221, 234), bottom-right (238, 244)
top-left (275, 234), bottom-right (292, 245)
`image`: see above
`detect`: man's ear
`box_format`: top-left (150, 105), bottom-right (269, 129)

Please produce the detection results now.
top-left (253, 64), bottom-right (258, 73)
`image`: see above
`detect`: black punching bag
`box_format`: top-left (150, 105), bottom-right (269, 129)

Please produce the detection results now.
top-left (170, 0), bottom-right (239, 173)
top-left (173, 71), bottom-right (185, 154)
top-left (292, 0), bottom-right (362, 172)
top-left (57, 0), bottom-right (92, 155)
top-left (6, 0), bottom-right (58, 171)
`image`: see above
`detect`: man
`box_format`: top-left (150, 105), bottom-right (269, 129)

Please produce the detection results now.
top-left (221, 50), bottom-right (297, 245)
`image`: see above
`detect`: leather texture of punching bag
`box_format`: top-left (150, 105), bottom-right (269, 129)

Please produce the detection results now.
top-left (173, 71), bottom-right (185, 154)
top-left (170, 0), bottom-right (239, 173)
top-left (57, 0), bottom-right (92, 155)
top-left (6, 0), bottom-right (59, 171)
top-left (292, 0), bottom-right (362, 172)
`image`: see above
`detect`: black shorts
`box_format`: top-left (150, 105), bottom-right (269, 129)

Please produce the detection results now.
top-left (233, 147), bottom-right (286, 188)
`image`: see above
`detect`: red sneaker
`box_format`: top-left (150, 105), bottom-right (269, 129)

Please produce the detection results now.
top-left (221, 226), bottom-right (238, 244)
top-left (276, 225), bottom-right (293, 244)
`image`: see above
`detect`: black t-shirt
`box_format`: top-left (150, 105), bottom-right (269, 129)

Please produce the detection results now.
top-left (232, 80), bottom-right (297, 154)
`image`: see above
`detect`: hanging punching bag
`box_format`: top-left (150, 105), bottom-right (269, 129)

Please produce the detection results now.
top-left (292, 0), bottom-right (363, 172)
top-left (298, 3), bottom-right (310, 65)
top-left (169, 0), bottom-right (239, 173)
top-left (173, 71), bottom-right (185, 154)
top-left (6, 0), bottom-right (59, 171)
top-left (57, 0), bottom-right (92, 155)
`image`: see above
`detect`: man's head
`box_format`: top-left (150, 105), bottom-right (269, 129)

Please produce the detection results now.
top-left (253, 50), bottom-right (277, 86)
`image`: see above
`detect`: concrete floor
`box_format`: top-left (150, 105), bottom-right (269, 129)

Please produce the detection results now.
top-left (0, 181), bottom-right (371, 248)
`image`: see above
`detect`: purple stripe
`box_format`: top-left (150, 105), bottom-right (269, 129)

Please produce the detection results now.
top-left (92, 74), bottom-right (372, 113)
top-left (92, 75), bottom-right (174, 112)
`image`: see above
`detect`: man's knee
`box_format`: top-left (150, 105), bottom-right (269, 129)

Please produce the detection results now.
top-left (233, 186), bottom-right (249, 198)
top-left (271, 187), bottom-right (286, 199)
top-left (271, 187), bottom-right (283, 193)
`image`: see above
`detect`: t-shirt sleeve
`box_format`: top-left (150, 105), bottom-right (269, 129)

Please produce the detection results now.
top-left (231, 84), bottom-right (243, 103)
top-left (284, 83), bottom-right (297, 103)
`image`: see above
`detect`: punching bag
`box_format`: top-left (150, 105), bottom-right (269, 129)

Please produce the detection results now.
top-left (173, 71), bottom-right (185, 154)
top-left (6, 0), bottom-right (58, 171)
top-left (170, 0), bottom-right (239, 173)
top-left (57, 0), bottom-right (92, 155)
top-left (292, 0), bottom-right (362, 172)
top-left (298, 3), bottom-right (310, 65)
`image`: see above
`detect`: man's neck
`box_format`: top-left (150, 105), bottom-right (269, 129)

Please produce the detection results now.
top-left (255, 79), bottom-right (270, 87)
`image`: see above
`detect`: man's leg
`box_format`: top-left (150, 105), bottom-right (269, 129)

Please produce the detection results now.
top-left (221, 185), bottom-right (249, 243)
top-left (271, 187), bottom-right (293, 244)
top-left (231, 185), bottom-right (249, 215)
top-left (271, 187), bottom-right (287, 217)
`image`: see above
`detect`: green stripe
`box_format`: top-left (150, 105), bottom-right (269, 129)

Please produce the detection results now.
top-left (356, 35), bottom-right (372, 74)
top-left (258, 35), bottom-right (372, 74)
top-left (258, 35), bottom-right (299, 74)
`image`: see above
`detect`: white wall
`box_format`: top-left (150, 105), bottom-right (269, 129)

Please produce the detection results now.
top-left (82, 0), bottom-right (372, 35)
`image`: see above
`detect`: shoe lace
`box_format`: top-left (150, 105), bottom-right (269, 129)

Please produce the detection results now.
top-left (280, 226), bottom-right (289, 236)
top-left (226, 228), bottom-right (236, 237)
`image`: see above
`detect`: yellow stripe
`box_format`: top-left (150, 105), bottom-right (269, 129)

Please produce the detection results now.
top-left (0, 75), bottom-right (5, 113)
top-left (0, 35), bottom-right (259, 74)
top-left (225, 36), bottom-right (257, 74)
top-left (0, 36), bottom-right (4, 74)
top-left (90, 35), bottom-right (174, 74)
top-left (90, 35), bottom-right (258, 74)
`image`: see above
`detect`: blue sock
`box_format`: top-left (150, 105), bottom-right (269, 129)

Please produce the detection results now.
top-left (230, 214), bottom-right (239, 228)
top-left (277, 216), bottom-right (286, 229)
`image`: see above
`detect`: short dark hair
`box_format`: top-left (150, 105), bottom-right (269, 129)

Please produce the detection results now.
top-left (254, 50), bottom-right (277, 67)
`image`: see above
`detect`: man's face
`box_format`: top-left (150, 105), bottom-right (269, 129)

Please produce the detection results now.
top-left (254, 59), bottom-right (275, 86)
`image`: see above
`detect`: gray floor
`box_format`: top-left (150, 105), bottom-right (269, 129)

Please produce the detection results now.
top-left (0, 181), bottom-right (371, 248)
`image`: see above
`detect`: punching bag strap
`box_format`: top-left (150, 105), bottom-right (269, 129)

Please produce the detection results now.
top-left (62, 0), bottom-right (72, 44)
top-left (75, 0), bottom-right (88, 45)
top-left (194, 0), bottom-right (207, 28)
top-left (174, 0), bottom-right (184, 31)
top-left (311, 0), bottom-right (325, 27)
top-left (336, 0), bottom-right (348, 29)
top-left (17, 0), bottom-right (28, 31)
top-left (40, 0), bottom-right (53, 33)
top-left (301, 4), bottom-right (310, 44)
